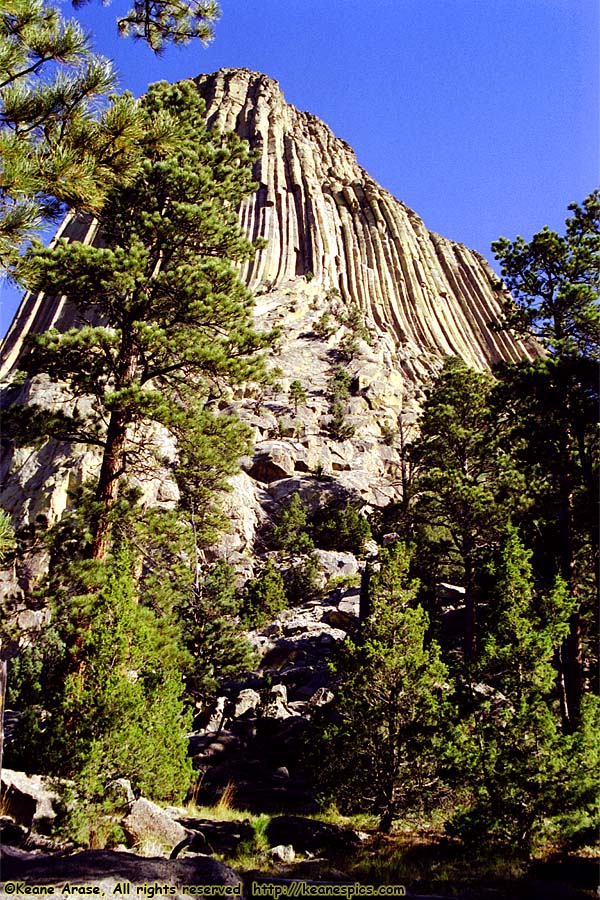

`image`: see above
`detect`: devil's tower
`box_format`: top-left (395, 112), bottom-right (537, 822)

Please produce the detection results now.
top-left (1, 68), bottom-right (537, 567)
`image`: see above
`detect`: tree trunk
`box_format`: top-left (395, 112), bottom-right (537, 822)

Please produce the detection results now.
top-left (463, 542), bottom-right (477, 664)
top-left (90, 333), bottom-right (140, 561)
top-left (90, 409), bottom-right (129, 560)
top-left (556, 432), bottom-right (582, 732)
top-left (358, 563), bottom-right (372, 639)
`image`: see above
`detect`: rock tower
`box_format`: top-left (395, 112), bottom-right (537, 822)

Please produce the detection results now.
top-left (0, 68), bottom-right (537, 568)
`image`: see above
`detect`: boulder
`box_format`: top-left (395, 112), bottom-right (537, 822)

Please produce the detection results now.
top-left (265, 815), bottom-right (360, 855)
top-left (325, 608), bottom-right (357, 632)
top-left (0, 847), bottom-right (241, 898)
top-left (249, 441), bottom-right (296, 482)
top-left (0, 815), bottom-right (27, 845)
top-left (122, 798), bottom-right (187, 852)
top-left (232, 688), bottom-right (261, 718)
top-left (263, 684), bottom-right (299, 720)
top-left (105, 778), bottom-right (135, 811)
top-left (267, 844), bottom-right (295, 863)
top-left (307, 687), bottom-right (335, 709)
top-left (200, 696), bottom-right (227, 734)
top-left (313, 549), bottom-right (359, 579)
top-left (171, 818), bottom-right (255, 857)
top-left (338, 591), bottom-right (360, 618)
top-left (436, 582), bottom-right (466, 604)
top-left (0, 769), bottom-right (59, 833)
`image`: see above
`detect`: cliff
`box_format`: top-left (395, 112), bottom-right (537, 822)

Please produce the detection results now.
top-left (0, 68), bottom-right (537, 574)
top-left (1, 67), bottom-right (535, 381)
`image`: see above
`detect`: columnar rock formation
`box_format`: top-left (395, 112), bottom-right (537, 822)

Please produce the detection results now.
top-left (0, 68), bottom-right (538, 566)
top-left (194, 69), bottom-right (536, 374)
top-left (1, 67), bottom-right (535, 381)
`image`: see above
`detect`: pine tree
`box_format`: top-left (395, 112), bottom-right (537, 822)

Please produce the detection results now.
top-left (272, 492), bottom-right (314, 554)
top-left (492, 189), bottom-right (600, 359)
top-left (241, 559), bottom-right (288, 628)
top-left (410, 357), bottom-right (527, 664)
top-left (8, 547), bottom-right (193, 828)
top-left (288, 379), bottom-right (307, 413)
top-left (451, 529), bottom-right (578, 852)
top-left (314, 543), bottom-right (450, 831)
top-left (179, 559), bottom-right (257, 700)
top-left (0, 0), bottom-right (226, 268)
top-left (80, 0), bottom-right (221, 52)
top-left (9, 79), bottom-right (270, 560)
top-left (0, 0), bottom-right (143, 267)
top-left (492, 192), bottom-right (600, 729)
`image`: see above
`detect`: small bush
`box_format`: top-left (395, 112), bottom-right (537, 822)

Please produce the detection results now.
top-left (327, 401), bottom-right (355, 441)
top-left (285, 553), bottom-right (324, 603)
top-left (241, 560), bottom-right (288, 627)
top-left (314, 311), bottom-right (336, 339)
top-left (329, 366), bottom-right (351, 401)
top-left (313, 500), bottom-right (372, 555)
top-left (327, 573), bottom-right (361, 591)
top-left (273, 492), bottom-right (314, 553)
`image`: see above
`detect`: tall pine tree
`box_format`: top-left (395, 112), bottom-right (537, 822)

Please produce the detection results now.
top-left (9, 78), bottom-right (270, 560)
top-left (492, 191), bottom-right (600, 729)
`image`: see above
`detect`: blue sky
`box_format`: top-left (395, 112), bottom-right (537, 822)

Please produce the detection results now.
top-left (1, 0), bottom-right (598, 336)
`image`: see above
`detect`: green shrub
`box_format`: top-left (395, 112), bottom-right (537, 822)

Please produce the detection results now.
top-left (241, 560), bottom-right (288, 627)
top-left (327, 401), bottom-right (355, 441)
top-left (273, 492), bottom-right (314, 553)
top-left (314, 311), bottom-right (336, 339)
top-left (285, 552), bottom-right (324, 603)
top-left (313, 499), bottom-right (371, 555)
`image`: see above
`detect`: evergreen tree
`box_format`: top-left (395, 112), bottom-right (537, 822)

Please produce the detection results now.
top-left (288, 379), bottom-right (308, 413)
top-left (410, 357), bottom-right (526, 663)
top-left (8, 547), bottom-right (193, 824)
top-left (241, 559), bottom-right (288, 627)
top-left (0, 0), bottom-right (224, 268)
top-left (314, 543), bottom-right (450, 831)
top-left (272, 492), bottom-right (314, 554)
top-left (85, 0), bottom-right (220, 51)
top-left (492, 189), bottom-right (600, 359)
top-left (0, 0), bottom-right (145, 267)
top-left (179, 559), bottom-right (256, 699)
top-left (451, 529), bottom-right (579, 852)
top-left (8, 79), bottom-right (269, 559)
top-left (492, 192), bottom-right (600, 728)
top-left (312, 497), bottom-right (371, 555)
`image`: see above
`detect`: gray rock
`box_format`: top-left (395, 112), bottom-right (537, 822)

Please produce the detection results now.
top-left (232, 688), bottom-right (261, 718)
top-left (0, 847), bottom-right (241, 898)
top-left (325, 608), bottom-right (357, 632)
top-left (314, 549), bottom-right (359, 579)
top-left (0, 769), bottom-right (59, 833)
top-left (263, 683), bottom-right (299, 720)
top-left (267, 843), bottom-right (295, 863)
top-left (437, 582), bottom-right (466, 603)
top-left (202, 696), bottom-right (227, 734)
top-left (307, 687), bottom-right (335, 708)
top-left (265, 815), bottom-right (360, 855)
top-left (122, 798), bottom-right (187, 852)
top-left (105, 778), bottom-right (135, 810)
top-left (249, 441), bottom-right (296, 482)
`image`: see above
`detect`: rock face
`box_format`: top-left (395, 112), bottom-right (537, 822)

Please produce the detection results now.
top-left (2, 67), bottom-right (535, 381)
top-left (194, 69), bottom-right (535, 376)
top-left (0, 67), bottom-right (538, 558)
